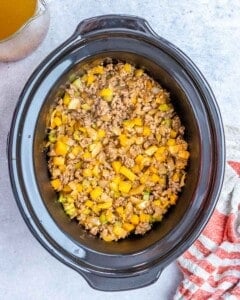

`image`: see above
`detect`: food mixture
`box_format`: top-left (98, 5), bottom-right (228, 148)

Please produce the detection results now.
top-left (46, 59), bottom-right (190, 242)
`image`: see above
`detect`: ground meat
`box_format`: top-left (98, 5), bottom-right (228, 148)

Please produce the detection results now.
top-left (95, 99), bottom-right (110, 116)
top-left (135, 222), bottom-right (151, 235)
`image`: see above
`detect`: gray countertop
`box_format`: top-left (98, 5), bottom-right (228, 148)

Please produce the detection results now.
top-left (1, 1), bottom-right (240, 299)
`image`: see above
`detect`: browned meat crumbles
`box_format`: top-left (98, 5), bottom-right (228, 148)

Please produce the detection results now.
top-left (46, 60), bottom-right (190, 242)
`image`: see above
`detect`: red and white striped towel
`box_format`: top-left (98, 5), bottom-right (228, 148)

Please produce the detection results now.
top-left (174, 126), bottom-right (240, 300)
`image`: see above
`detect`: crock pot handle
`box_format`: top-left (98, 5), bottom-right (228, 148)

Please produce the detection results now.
top-left (80, 267), bottom-right (162, 291)
top-left (74, 14), bottom-right (158, 37)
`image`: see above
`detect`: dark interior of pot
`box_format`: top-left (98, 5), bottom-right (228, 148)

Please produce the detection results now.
top-left (34, 52), bottom-right (201, 254)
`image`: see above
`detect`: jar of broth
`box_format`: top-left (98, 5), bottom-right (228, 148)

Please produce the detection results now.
top-left (0, 0), bottom-right (50, 62)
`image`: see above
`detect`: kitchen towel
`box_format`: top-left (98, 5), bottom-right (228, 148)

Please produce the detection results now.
top-left (174, 125), bottom-right (240, 300)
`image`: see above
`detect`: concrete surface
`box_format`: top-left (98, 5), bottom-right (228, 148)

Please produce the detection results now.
top-left (1, 0), bottom-right (240, 299)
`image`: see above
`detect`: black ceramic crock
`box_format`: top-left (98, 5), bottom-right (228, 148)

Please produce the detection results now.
top-left (8, 15), bottom-right (225, 291)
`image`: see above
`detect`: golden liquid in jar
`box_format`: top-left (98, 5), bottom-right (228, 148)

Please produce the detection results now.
top-left (0, 0), bottom-right (37, 41)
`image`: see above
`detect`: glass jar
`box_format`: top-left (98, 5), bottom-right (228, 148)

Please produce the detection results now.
top-left (0, 0), bottom-right (50, 62)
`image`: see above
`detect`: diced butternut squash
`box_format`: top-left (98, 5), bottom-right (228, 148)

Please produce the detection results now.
top-left (119, 181), bottom-right (132, 193)
top-left (143, 126), bottom-right (151, 136)
top-left (123, 63), bottom-right (132, 73)
top-left (54, 141), bottom-right (68, 156)
top-left (169, 194), bottom-right (178, 204)
top-left (162, 119), bottom-right (172, 127)
top-left (112, 176), bottom-right (121, 184)
top-left (156, 93), bottom-right (167, 104)
top-left (91, 65), bottom-right (104, 74)
top-left (91, 205), bottom-right (100, 214)
top-left (153, 215), bottom-right (163, 222)
top-left (86, 127), bottom-right (98, 140)
top-left (132, 117), bottom-right (142, 126)
top-left (102, 234), bottom-right (115, 242)
top-left (73, 131), bottom-right (80, 141)
top-left (119, 134), bottom-right (134, 147)
top-left (178, 150), bottom-right (190, 159)
top-left (53, 157), bottom-right (65, 166)
top-left (170, 130), bottom-right (177, 138)
top-left (135, 155), bottom-right (151, 166)
top-left (100, 88), bottom-right (113, 101)
top-left (140, 213), bottom-right (150, 223)
top-left (119, 166), bottom-right (136, 181)
top-left (82, 208), bottom-right (91, 215)
top-left (129, 185), bottom-right (145, 195)
top-left (51, 178), bottom-right (61, 190)
top-left (92, 165), bottom-right (100, 177)
top-left (113, 225), bottom-right (127, 237)
top-left (83, 151), bottom-right (91, 160)
top-left (87, 74), bottom-right (95, 85)
top-left (146, 80), bottom-right (152, 90)
top-left (167, 139), bottom-right (176, 146)
top-left (135, 154), bottom-right (144, 165)
top-left (58, 193), bottom-right (66, 203)
top-left (97, 129), bottom-right (106, 139)
top-left (62, 185), bottom-right (72, 193)
top-left (116, 206), bottom-right (124, 216)
top-left (123, 119), bottom-right (134, 129)
top-left (154, 146), bottom-right (167, 162)
top-left (123, 222), bottom-right (135, 232)
top-left (168, 145), bottom-right (180, 155)
top-left (106, 211), bottom-right (114, 222)
top-left (85, 200), bottom-right (94, 208)
top-left (97, 202), bottom-right (112, 210)
top-left (61, 114), bottom-right (68, 124)
top-left (74, 162), bottom-right (82, 170)
top-left (90, 187), bottom-right (103, 201)
top-left (63, 92), bottom-right (71, 106)
top-left (131, 97), bottom-right (137, 104)
top-left (153, 200), bottom-right (161, 206)
top-left (78, 126), bottom-right (87, 133)
top-left (109, 176), bottom-right (121, 191)
top-left (130, 214), bottom-right (139, 225)
top-left (140, 172), bottom-right (150, 185)
top-left (82, 180), bottom-right (91, 191)
top-left (131, 164), bottom-right (141, 174)
top-left (151, 174), bottom-right (160, 183)
top-left (52, 117), bottom-right (62, 128)
top-left (172, 172), bottom-right (180, 182)
top-left (82, 168), bottom-right (93, 177)
top-left (112, 161), bottom-right (122, 173)
top-left (135, 137), bottom-right (144, 145)
top-left (109, 181), bottom-right (119, 192)
top-left (158, 176), bottom-right (166, 187)
top-left (71, 145), bottom-right (82, 156)
top-left (89, 142), bottom-right (102, 157)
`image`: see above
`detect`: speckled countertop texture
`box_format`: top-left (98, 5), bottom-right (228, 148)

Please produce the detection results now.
top-left (1, 1), bottom-right (240, 299)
